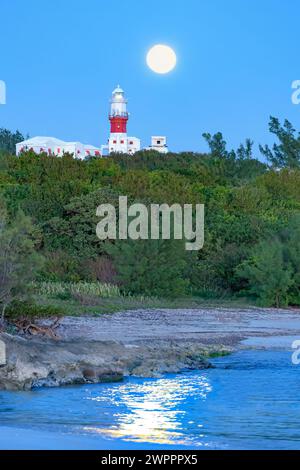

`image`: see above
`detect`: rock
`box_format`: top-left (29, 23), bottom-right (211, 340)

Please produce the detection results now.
top-left (0, 332), bottom-right (215, 391)
top-left (1, 306), bottom-right (298, 390)
top-left (0, 338), bottom-right (6, 366)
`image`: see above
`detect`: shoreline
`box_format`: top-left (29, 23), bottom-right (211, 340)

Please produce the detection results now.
top-left (0, 425), bottom-right (195, 450)
top-left (0, 348), bottom-right (298, 451)
top-left (0, 426), bottom-right (113, 451)
top-left (1, 307), bottom-right (300, 391)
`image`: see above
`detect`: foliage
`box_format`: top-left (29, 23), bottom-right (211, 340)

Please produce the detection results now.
top-left (0, 117), bottom-right (299, 307)
top-left (236, 139), bottom-right (254, 160)
top-left (259, 117), bottom-right (300, 168)
top-left (33, 281), bottom-right (121, 299)
top-left (0, 200), bottom-right (43, 321)
top-left (202, 132), bottom-right (236, 159)
top-left (0, 128), bottom-right (26, 154)
top-left (6, 299), bottom-right (64, 319)
top-left (237, 239), bottom-right (294, 307)
top-left (237, 216), bottom-right (300, 307)
top-left (106, 238), bottom-right (190, 297)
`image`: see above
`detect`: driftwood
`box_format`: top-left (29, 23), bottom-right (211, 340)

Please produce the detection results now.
top-left (13, 317), bottom-right (61, 340)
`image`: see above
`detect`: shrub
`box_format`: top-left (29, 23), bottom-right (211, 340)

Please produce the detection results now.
top-left (106, 238), bottom-right (190, 297)
top-left (84, 256), bottom-right (117, 284)
top-left (237, 239), bottom-right (294, 307)
top-left (33, 281), bottom-right (121, 299)
top-left (0, 204), bottom-right (43, 322)
top-left (38, 250), bottom-right (81, 282)
top-left (6, 300), bottom-right (64, 319)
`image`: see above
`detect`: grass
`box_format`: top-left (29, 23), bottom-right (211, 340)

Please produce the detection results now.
top-left (33, 291), bottom-right (256, 317)
top-left (33, 281), bottom-right (121, 298)
top-left (28, 281), bottom-right (258, 318)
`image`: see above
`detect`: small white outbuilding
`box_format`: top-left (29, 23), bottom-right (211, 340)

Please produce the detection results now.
top-left (145, 136), bottom-right (169, 154)
top-left (16, 136), bottom-right (101, 159)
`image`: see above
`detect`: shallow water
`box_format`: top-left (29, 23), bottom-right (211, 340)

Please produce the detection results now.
top-left (0, 349), bottom-right (300, 450)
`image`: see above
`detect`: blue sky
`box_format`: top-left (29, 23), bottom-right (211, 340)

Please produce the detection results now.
top-left (1, 0), bottom-right (299, 156)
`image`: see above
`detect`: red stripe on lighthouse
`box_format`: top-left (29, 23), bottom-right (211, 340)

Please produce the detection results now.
top-left (109, 116), bottom-right (128, 133)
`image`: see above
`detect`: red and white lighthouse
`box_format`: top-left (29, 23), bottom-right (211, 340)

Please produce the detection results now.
top-left (108, 85), bottom-right (140, 154)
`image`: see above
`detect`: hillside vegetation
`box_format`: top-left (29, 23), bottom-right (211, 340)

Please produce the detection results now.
top-left (0, 117), bottom-right (300, 320)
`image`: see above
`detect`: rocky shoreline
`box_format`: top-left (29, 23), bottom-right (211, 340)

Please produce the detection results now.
top-left (1, 307), bottom-right (300, 391)
top-left (0, 334), bottom-right (219, 390)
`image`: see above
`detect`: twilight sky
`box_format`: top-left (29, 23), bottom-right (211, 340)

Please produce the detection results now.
top-left (1, 0), bottom-right (299, 156)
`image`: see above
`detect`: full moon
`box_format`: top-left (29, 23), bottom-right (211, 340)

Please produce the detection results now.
top-left (146, 44), bottom-right (177, 74)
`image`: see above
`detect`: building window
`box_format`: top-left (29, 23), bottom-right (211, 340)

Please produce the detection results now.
top-left (156, 140), bottom-right (161, 145)
top-left (129, 141), bottom-right (133, 145)
top-left (113, 140), bottom-right (117, 144)
top-left (120, 140), bottom-right (124, 144)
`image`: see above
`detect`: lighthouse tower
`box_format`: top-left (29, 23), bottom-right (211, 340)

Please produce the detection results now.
top-left (108, 85), bottom-right (140, 154)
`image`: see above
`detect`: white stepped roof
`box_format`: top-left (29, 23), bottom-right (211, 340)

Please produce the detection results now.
top-left (84, 144), bottom-right (100, 150)
top-left (17, 136), bottom-right (66, 147)
top-left (63, 141), bottom-right (84, 146)
top-left (17, 136), bottom-right (101, 152)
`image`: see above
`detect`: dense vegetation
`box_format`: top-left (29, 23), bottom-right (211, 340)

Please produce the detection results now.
top-left (0, 116), bottom-right (299, 319)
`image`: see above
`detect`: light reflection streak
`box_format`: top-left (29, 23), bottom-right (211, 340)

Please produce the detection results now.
top-left (83, 374), bottom-right (212, 446)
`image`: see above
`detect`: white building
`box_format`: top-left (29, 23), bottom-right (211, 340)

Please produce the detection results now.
top-left (16, 136), bottom-right (101, 159)
top-left (16, 86), bottom-right (169, 159)
top-left (145, 136), bottom-right (169, 154)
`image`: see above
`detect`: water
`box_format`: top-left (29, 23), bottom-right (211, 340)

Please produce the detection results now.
top-left (0, 349), bottom-right (299, 450)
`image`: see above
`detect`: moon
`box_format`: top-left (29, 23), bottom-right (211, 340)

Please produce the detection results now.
top-left (146, 44), bottom-right (177, 74)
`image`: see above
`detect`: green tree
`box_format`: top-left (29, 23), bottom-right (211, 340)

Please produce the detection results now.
top-left (107, 238), bottom-right (189, 297)
top-left (202, 132), bottom-right (235, 160)
top-left (237, 239), bottom-right (294, 307)
top-left (43, 188), bottom-right (120, 258)
top-left (0, 128), bottom-right (26, 154)
top-left (0, 202), bottom-right (43, 322)
top-left (259, 117), bottom-right (300, 168)
top-left (236, 139), bottom-right (254, 160)
top-left (281, 215), bottom-right (300, 305)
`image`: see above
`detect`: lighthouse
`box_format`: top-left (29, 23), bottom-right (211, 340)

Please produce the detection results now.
top-left (108, 85), bottom-right (140, 154)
